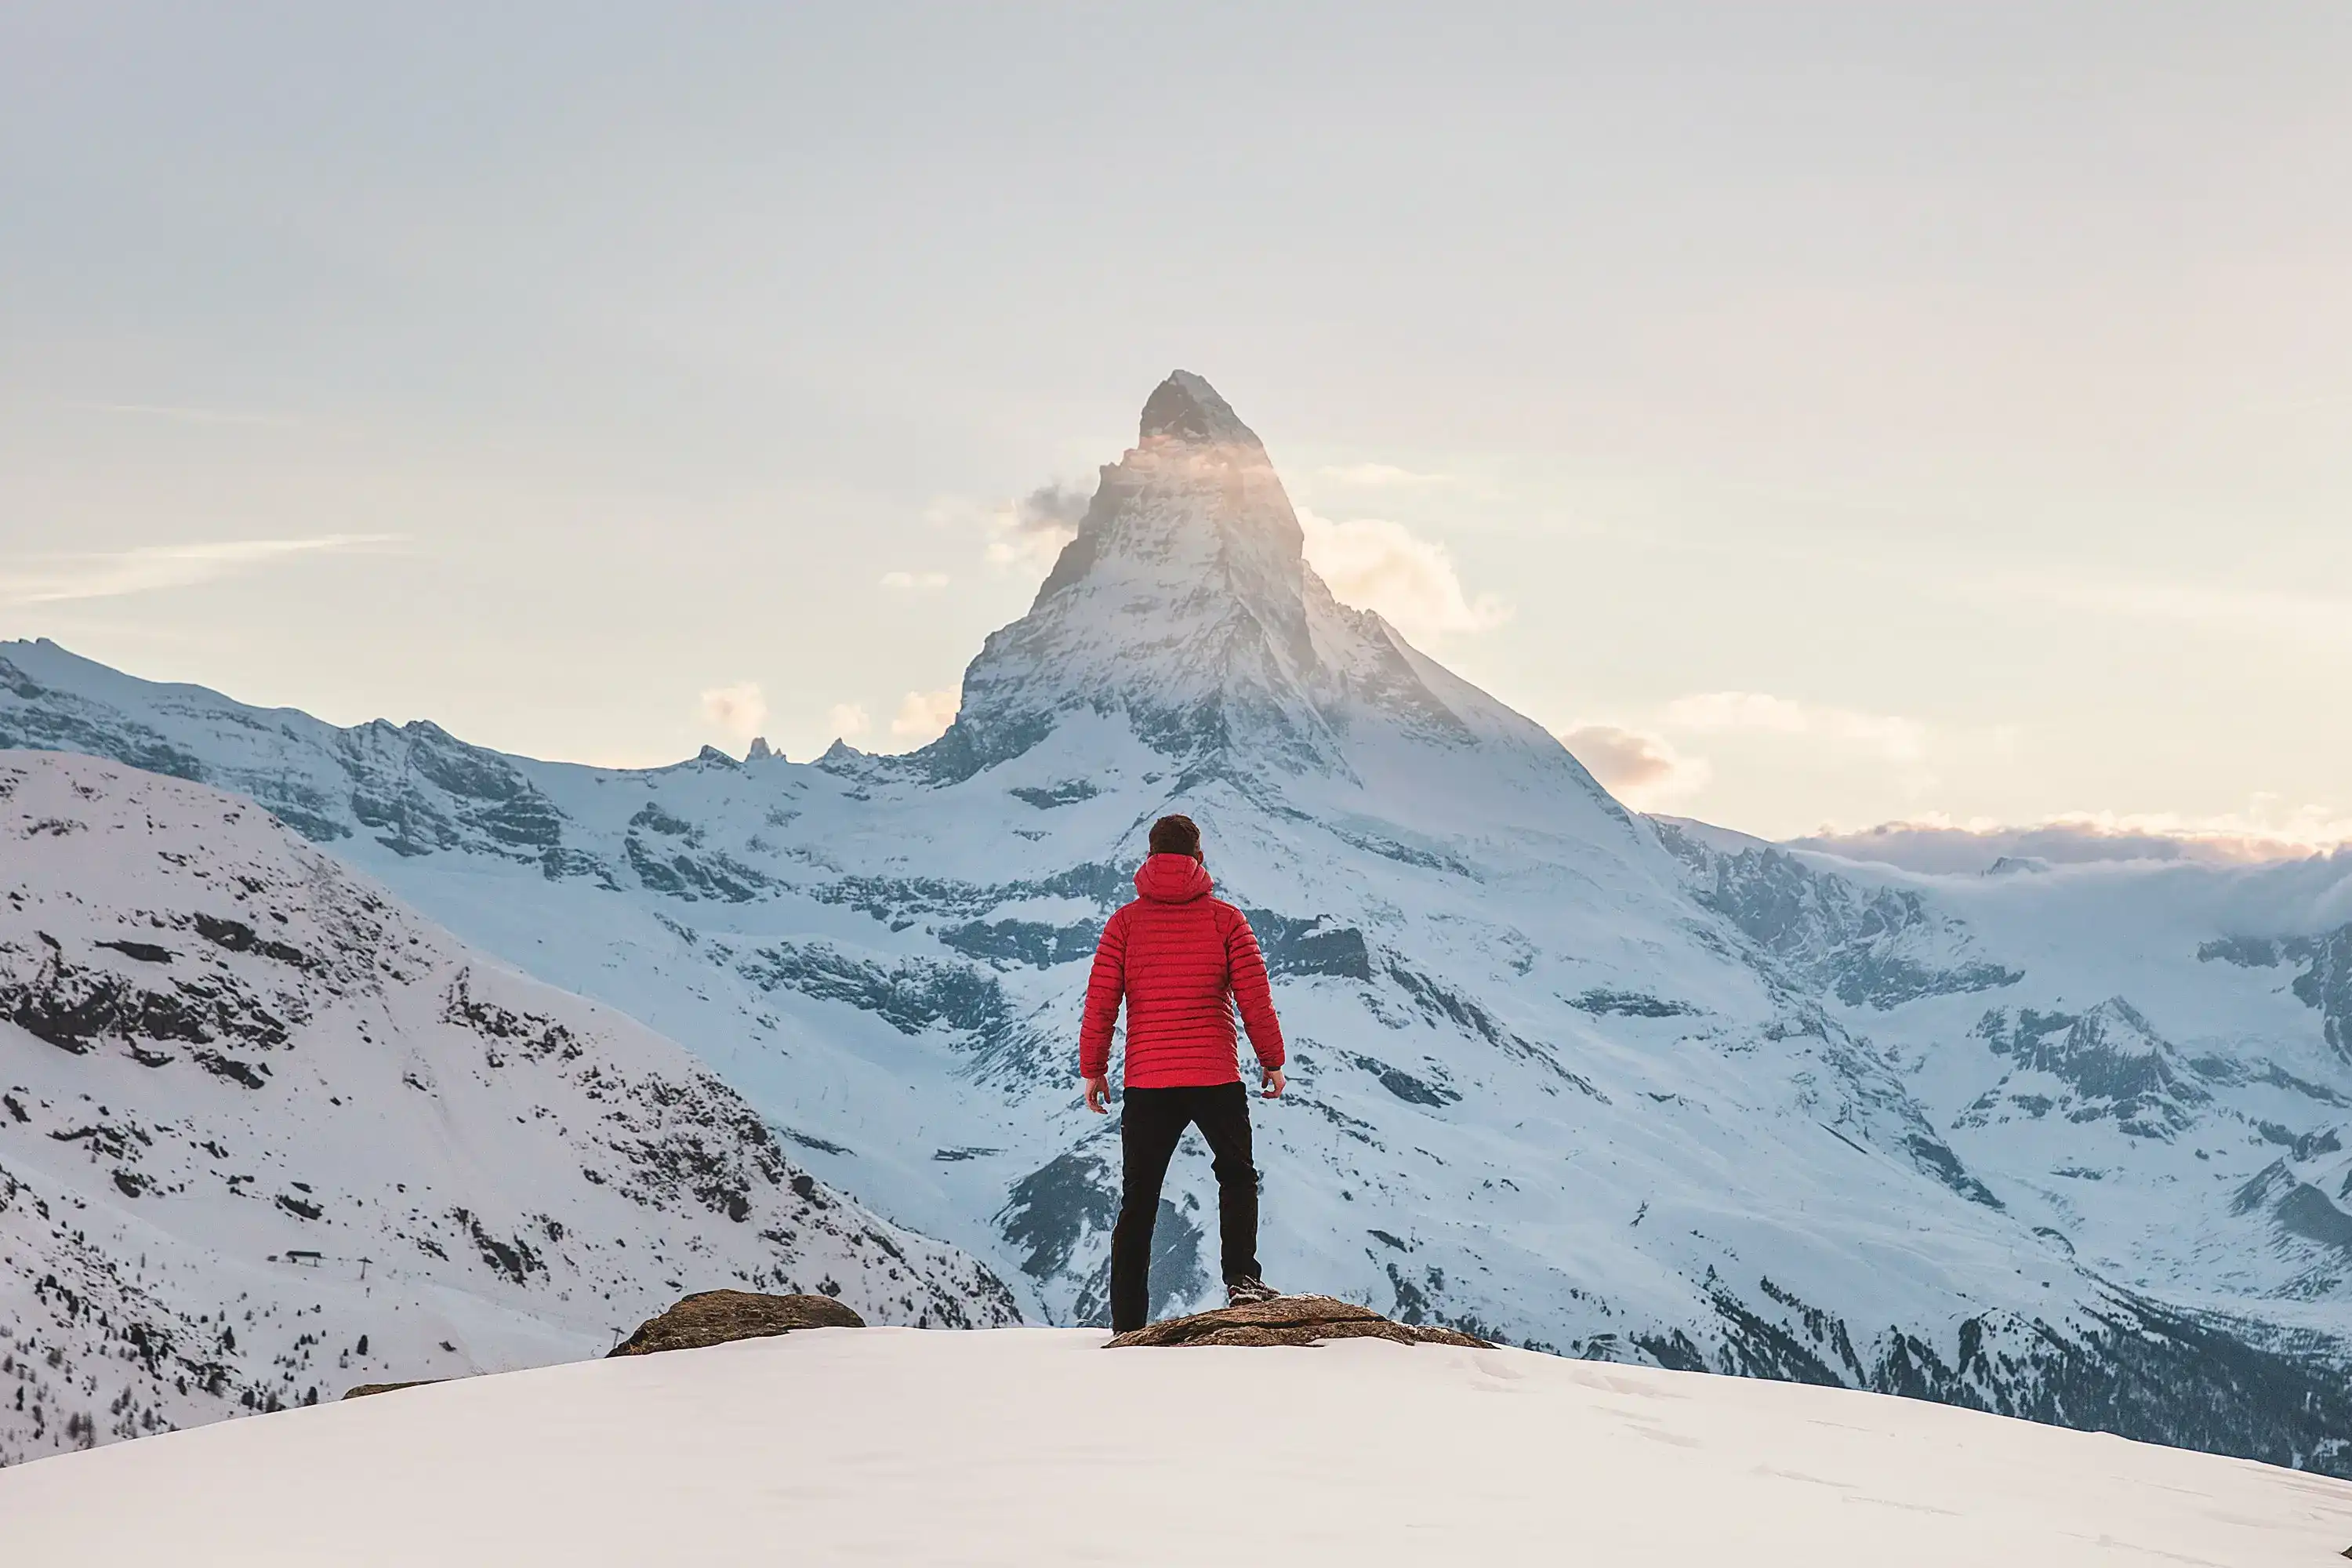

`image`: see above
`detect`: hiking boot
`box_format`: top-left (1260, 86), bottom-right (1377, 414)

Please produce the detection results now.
top-left (1225, 1276), bottom-right (1281, 1307)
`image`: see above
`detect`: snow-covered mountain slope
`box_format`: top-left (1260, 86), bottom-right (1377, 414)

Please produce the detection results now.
top-left (1658, 827), bottom-right (2352, 1328)
top-left (0, 752), bottom-right (1015, 1464)
top-left (3, 372), bottom-right (2350, 1472)
top-left (7, 1329), bottom-right (2350, 1566)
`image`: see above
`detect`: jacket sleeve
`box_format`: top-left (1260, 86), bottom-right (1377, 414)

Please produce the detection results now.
top-left (1077, 909), bottom-right (1127, 1080)
top-left (1225, 909), bottom-right (1286, 1073)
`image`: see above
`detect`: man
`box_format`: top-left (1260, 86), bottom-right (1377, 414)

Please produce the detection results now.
top-left (1080, 813), bottom-right (1287, 1333)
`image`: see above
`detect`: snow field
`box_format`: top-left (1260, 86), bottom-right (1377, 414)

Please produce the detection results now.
top-left (4, 1327), bottom-right (2348, 1566)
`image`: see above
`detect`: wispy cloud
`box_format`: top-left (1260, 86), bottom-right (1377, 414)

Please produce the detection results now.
top-left (983, 481), bottom-right (1091, 575)
top-left (1589, 526), bottom-right (2352, 655)
top-left (1988, 576), bottom-right (2352, 651)
top-left (0, 535), bottom-right (398, 607)
top-left (1557, 724), bottom-right (1712, 808)
top-left (1316, 462), bottom-right (1451, 488)
top-left (881, 570), bottom-right (951, 591)
top-left (61, 399), bottom-right (296, 428)
top-left (1299, 510), bottom-right (1508, 644)
top-left (698, 681), bottom-right (768, 742)
top-left (889, 688), bottom-right (960, 744)
top-left (826, 702), bottom-right (872, 742)
top-left (1661, 691), bottom-right (1929, 763)
top-left (923, 483), bottom-right (1093, 579)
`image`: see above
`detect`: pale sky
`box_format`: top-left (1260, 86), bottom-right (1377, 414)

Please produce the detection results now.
top-left (4, 5), bottom-right (2348, 846)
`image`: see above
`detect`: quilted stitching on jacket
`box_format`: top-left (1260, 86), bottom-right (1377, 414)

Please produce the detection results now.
top-left (1079, 854), bottom-right (1286, 1087)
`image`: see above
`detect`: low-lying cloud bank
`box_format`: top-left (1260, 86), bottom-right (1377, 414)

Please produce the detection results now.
top-left (1789, 815), bottom-right (2352, 873)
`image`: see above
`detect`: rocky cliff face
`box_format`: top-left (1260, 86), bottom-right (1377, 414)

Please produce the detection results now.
top-left (1653, 821), bottom-right (2024, 1008)
top-left (0, 753), bottom-right (1014, 1464)
top-left (5, 374), bottom-right (2352, 1473)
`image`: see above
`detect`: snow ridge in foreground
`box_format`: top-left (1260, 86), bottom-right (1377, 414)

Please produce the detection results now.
top-left (4, 1329), bottom-right (2348, 1566)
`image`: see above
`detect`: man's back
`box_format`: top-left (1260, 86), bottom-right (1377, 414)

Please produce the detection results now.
top-left (1080, 852), bottom-right (1283, 1090)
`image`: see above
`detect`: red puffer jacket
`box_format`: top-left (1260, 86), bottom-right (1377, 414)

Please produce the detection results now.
top-left (1079, 855), bottom-right (1287, 1088)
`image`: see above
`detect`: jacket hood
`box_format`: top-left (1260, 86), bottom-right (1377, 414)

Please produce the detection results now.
top-left (1134, 853), bottom-right (1214, 904)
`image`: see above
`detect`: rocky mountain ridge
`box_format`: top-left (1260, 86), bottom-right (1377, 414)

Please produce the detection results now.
top-left (0, 753), bottom-right (1014, 1463)
top-left (5, 372), bottom-right (2351, 1472)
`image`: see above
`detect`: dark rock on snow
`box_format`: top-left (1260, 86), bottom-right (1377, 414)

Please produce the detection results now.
top-left (338, 1290), bottom-right (864, 1396)
top-left (608, 1289), bottom-right (866, 1356)
top-left (342, 1380), bottom-right (441, 1401)
top-left (1107, 1294), bottom-right (1490, 1349)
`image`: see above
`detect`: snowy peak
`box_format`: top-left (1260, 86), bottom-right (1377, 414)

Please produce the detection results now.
top-left (1138, 368), bottom-right (1262, 448)
top-left (1031, 371), bottom-right (1304, 616)
top-left (945, 373), bottom-right (1338, 780)
top-left (940, 373), bottom-right (1608, 808)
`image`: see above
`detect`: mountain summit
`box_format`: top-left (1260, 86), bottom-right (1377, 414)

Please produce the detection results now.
top-left (1027, 368), bottom-right (1305, 625)
top-left (1136, 368), bottom-right (1262, 447)
top-left (935, 374), bottom-right (1610, 813)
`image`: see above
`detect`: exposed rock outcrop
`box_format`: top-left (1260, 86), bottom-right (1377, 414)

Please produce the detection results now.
top-left (1105, 1294), bottom-right (1490, 1349)
top-left (343, 1381), bottom-right (440, 1401)
top-left (608, 1290), bottom-right (866, 1356)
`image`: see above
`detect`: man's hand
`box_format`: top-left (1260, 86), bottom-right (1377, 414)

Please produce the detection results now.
top-left (1083, 1075), bottom-right (1111, 1114)
top-left (1261, 1067), bottom-right (1286, 1099)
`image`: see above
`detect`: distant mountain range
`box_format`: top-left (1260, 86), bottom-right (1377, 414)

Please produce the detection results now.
top-left (5, 371), bottom-right (2350, 1471)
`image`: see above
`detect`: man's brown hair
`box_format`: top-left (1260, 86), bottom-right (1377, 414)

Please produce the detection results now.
top-left (1148, 814), bottom-right (1202, 858)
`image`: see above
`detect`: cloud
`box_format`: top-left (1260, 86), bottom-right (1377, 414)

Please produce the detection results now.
top-left (1789, 808), bottom-right (2352, 872)
top-left (62, 400), bottom-right (296, 428)
top-left (1316, 463), bottom-right (1451, 488)
top-left (889, 688), bottom-right (960, 744)
top-left (880, 570), bottom-right (951, 590)
top-left (0, 535), bottom-right (397, 606)
top-left (698, 681), bottom-right (768, 742)
top-left (1982, 575), bottom-right (2352, 652)
top-left (984, 481), bottom-right (1092, 574)
top-left (826, 702), bottom-right (871, 742)
top-left (1298, 510), bottom-right (1509, 644)
top-left (1661, 691), bottom-right (1929, 763)
top-left (1557, 724), bottom-right (1712, 808)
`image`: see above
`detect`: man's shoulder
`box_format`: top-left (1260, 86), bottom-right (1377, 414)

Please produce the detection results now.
top-left (1203, 896), bottom-right (1252, 927)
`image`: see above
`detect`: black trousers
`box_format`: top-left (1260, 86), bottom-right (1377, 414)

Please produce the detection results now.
top-left (1109, 1081), bottom-right (1261, 1334)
